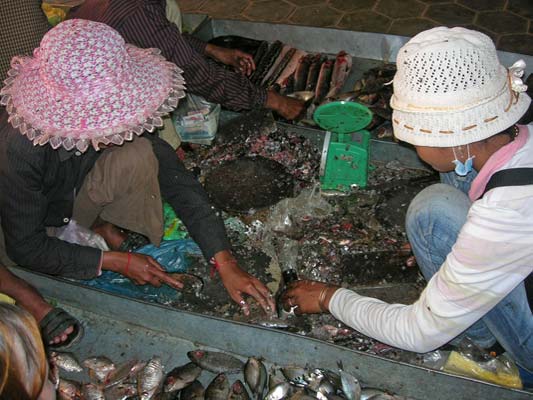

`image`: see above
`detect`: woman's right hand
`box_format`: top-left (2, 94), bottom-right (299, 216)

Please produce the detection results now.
top-left (102, 251), bottom-right (183, 290)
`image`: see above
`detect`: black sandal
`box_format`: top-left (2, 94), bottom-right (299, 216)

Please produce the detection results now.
top-left (39, 307), bottom-right (84, 350)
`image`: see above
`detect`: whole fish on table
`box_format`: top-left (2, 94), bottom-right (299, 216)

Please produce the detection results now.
top-left (83, 356), bottom-right (116, 383)
top-left (228, 380), bottom-right (251, 400)
top-left (180, 380), bottom-right (205, 400)
top-left (305, 54), bottom-right (324, 92)
top-left (137, 356), bottom-right (165, 400)
top-left (251, 41), bottom-right (283, 85)
top-left (275, 50), bottom-right (307, 91)
top-left (265, 382), bottom-right (296, 400)
top-left (163, 362), bottom-right (202, 393)
top-left (58, 379), bottom-right (80, 400)
top-left (338, 363), bottom-right (361, 400)
top-left (314, 60), bottom-right (334, 104)
top-left (293, 55), bottom-right (313, 92)
top-left (187, 350), bottom-right (244, 374)
top-left (205, 373), bottom-right (231, 400)
top-left (244, 356), bottom-right (268, 399)
top-left (105, 359), bottom-right (146, 387)
top-left (326, 51), bottom-right (353, 99)
top-left (51, 351), bottom-right (83, 373)
top-left (263, 46), bottom-right (297, 88)
top-left (104, 383), bottom-right (137, 400)
top-left (81, 383), bottom-right (105, 400)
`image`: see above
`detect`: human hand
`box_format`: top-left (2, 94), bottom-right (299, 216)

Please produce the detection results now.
top-left (214, 255), bottom-right (275, 316)
top-left (206, 44), bottom-right (255, 76)
top-left (266, 90), bottom-right (306, 120)
top-left (103, 252), bottom-right (183, 290)
top-left (281, 280), bottom-right (339, 314)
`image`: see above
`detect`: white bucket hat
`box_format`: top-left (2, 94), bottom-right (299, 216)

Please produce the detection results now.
top-left (391, 27), bottom-right (531, 147)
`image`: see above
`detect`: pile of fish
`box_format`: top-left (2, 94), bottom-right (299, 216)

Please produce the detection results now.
top-left (53, 348), bottom-right (409, 400)
top-left (209, 36), bottom-right (352, 105)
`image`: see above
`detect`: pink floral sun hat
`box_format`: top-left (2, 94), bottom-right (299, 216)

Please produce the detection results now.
top-left (0, 19), bottom-right (186, 152)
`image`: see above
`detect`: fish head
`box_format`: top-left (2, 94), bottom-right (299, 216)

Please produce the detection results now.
top-left (190, 350), bottom-right (205, 359)
top-left (232, 380), bottom-right (245, 393)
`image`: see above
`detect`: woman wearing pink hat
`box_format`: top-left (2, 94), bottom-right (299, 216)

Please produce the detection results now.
top-left (0, 20), bottom-right (275, 321)
top-left (282, 27), bottom-right (533, 387)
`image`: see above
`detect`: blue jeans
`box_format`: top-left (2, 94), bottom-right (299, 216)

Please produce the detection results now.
top-left (405, 171), bottom-right (533, 379)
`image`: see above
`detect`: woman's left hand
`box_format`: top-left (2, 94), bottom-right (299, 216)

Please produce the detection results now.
top-left (281, 280), bottom-right (340, 314)
top-left (216, 257), bottom-right (275, 316)
top-left (206, 44), bottom-right (256, 76)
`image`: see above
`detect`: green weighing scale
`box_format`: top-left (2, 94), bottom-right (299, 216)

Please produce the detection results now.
top-left (313, 101), bottom-right (373, 191)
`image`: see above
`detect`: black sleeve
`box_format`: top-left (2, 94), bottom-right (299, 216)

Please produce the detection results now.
top-left (147, 134), bottom-right (231, 260)
top-left (0, 122), bottom-right (101, 279)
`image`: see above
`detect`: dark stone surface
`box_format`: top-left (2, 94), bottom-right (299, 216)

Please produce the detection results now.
top-left (508, 0), bottom-right (533, 19)
top-left (287, 0), bottom-right (323, 5)
top-left (376, 0), bottom-right (426, 19)
top-left (425, 3), bottom-right (476, 25)
top-left (243, 0), bottom-right (296, 22)
top-left (288, 5), bottom-right (342, 27)
top-left (458, 0), bottom-right (505, 11)
top-left (329, 0), bottom-right (376, 11)
top-left (498, 34), bottom-right (533, 56)
top-left (338, 11), bottom-right (392, 32)
top-left (477, 11), bottom-right (528, 34)
top-left (389, 18), bottom-right (438, 37)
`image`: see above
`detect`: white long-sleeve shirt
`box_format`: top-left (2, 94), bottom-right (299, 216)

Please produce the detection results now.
top-left (329, 125), bottom-right (533, 353)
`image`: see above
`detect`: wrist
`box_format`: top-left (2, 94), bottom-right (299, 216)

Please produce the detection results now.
top-left (102, 251), bottom-right (128, 273)
top-left (211, 251), bottom-right (238, 277)
top-left (318, 285), bottom-right (339, 313)
top-left (205, 43), bottom-right (219, 59)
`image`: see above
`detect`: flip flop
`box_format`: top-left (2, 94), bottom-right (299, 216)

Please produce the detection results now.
top-left (39, 307), bottom-right (84, 350)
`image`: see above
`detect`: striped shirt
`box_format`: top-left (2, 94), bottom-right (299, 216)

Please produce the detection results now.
top-left (71, 0), bottom-right (267, 111)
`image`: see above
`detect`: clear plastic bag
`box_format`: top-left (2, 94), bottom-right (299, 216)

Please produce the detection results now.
top-left (47, 220), bottom-right (109, 251)
top-left (172, 94), bottom-right (221, 144)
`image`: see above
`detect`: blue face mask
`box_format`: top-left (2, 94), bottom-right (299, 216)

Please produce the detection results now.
top-left (452, 146), bottom-right (475, 177)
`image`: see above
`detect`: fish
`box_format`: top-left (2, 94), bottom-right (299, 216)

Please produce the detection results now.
top-left (51, 351), bottom-right (83, 373)
top-left (83, 356), bottom-right (116, 383)
top-left (168, 273), bottom-right (204, 296)
top-left (253, 318), bottom-right (291, 329)
top-left (294, 55), bottom-right (312, 92)
top-left (265, 382), bottom-right (295, 400)
top-left (163, 362), bottom-right (202, 393)
top-left (187, 350), bottom-right (244, 374)
top-left (104, 383), bottom-right (138, 400)
top-left (81, 383), bottom-right (105, 400)
top-left (138, 356), bottom-right (165, 400)
top-left (105, 359), bottom-right (146, 387)
top-left (244, 357), bottom-right (268, 399)
top-left (228, 380), bottom-right (251, 400)
top-left (338, 363), bottom-right (361, 400)
top-left (314, 60), bottom-right (334, 104)
top-left (262, 45), bottom-right (296, 87)
top-left (180, 380), bottom-right (205, 400)
top-left (281, 366), bottom-right (311, 385)
top-left (58, 379), bottom-right (80, 400)
top-left (361, 388), bottom-right (389, 400)
top-left (251, 41), bottom-right (283, 85)
top-left (275, 50), bottom-right (307, 90)
top-left (305, 54), bottom-right (324, 92)
top-left (253, 41), bottom-right (270, 71)
top-left (205, 373), bottom-right (230, 400)
top-left (326, 51), bottom-right (353, 99)
top-left (268, 367), bottom-right (287, 390)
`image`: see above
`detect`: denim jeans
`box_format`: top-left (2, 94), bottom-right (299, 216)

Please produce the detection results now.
top-left (405, 171), bottom-right (533, 377)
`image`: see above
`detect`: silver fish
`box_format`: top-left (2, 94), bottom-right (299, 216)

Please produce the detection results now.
top-left (205, 373), bottom-right (230, 400)
top-left (268, 367), bottom-right (287, 390)
top-left (180, 380), bottom-right (205, 400)
top-left (228, 380), bottom-right (251, 400)
top-left (163, 362), bottom-right (202, 393)
top-left (81, 383), bottom-right (105, 400)
top-left (138, 356), bottom-right (164, 400)
top-left (58, 379), bottom-right (80, 400)
top-left (265, 382), bottom-right (295, 400)
top-left (338, 365), bottom-right (361, 400)
top-left (51, 351), bottom-right (83, 373)
top-left (104, 383), bottom-right (138, 400)
top-left (244, 357), bottom-right (267, 399)
top-left (281, 366), bottom-right (311, 386)
top-left (83, 356), bottom-right (116, 383)
top-left (105, 359), bottom-right (146, 387)
top-left (187, 350), bottom-right (244, 374)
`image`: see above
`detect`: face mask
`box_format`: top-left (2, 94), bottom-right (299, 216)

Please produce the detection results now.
top-left (452, 146), bottom-right (475, 177)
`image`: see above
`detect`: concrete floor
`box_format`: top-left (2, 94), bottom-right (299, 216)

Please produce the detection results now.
top-left (177, 0), bottom-right (533, 56)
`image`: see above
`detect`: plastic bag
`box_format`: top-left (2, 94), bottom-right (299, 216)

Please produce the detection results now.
top-left (172, 94), bottom-right (221, 144)
top-left (135, 239), bottom-right (202, 273)
top-left (47, 220), bottom-right (109, 251)
top-left (163, 202), bottom-right (189, 240)
top-left (441, 338), bottom-right (523, 389)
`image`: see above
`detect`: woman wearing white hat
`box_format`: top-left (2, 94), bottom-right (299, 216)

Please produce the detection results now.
top-left (282, 27), bottom-right (533, 386)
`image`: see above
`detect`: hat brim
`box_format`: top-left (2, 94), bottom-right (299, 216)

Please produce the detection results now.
top-left (392, 86), bottom-right (531, 147)
top-left (2, 46), bottom-right (186, 152)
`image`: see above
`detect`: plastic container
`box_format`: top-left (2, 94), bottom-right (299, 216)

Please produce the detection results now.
top-left (172, 94), bottom-right (221, 145)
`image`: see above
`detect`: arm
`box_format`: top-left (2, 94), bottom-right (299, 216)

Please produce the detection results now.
top-left (328, 196), bottom-right (533, 352)
top-left (118, 2), bottom-right (267, 111)
top-left (0, 136), bottom-right (101, 279)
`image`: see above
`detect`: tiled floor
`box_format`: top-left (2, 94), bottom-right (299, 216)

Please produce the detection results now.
top-left (177, 0), bottom-right (533, 55)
